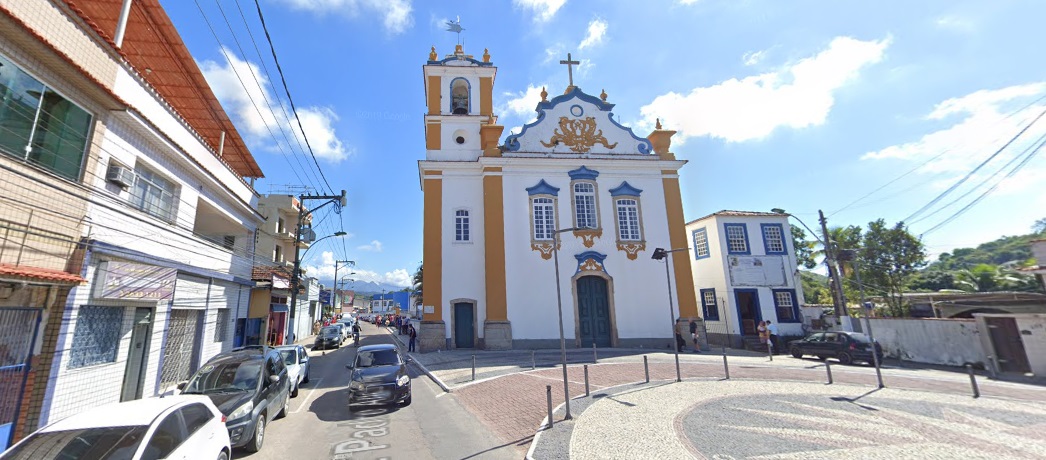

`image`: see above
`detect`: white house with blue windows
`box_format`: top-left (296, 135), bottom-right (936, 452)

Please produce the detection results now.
top-left (685, 211), bottom-right (806, 347)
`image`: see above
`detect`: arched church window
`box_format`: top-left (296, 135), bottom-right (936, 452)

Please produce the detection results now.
top-left (572, 182), bottom-right (598, 229)
top-left (531, 197), bottom-right (556, 240)
top-left (451, 78), bottom-right (470, 115)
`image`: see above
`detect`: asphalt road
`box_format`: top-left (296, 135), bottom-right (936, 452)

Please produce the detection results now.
top-left (234, 322), bottom-right (518, 460)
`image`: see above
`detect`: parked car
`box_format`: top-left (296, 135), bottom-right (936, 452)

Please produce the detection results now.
top-left (315, 326), bottom-right (342, 350)
top-left (276, 344), bottom-right (310, 397)
top-left (333, 322), bottom-right (349, 342)
top-left (346, 344), bottom-right (412, 410)
top-left (0, 395), bottom-right (230, 460)
top-left (180, 347), bottom-right (291, 453)
top-left (789, 331), bottom-right (883, 365)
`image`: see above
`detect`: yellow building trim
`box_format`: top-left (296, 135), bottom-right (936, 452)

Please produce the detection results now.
top-left (663, 176), bottom-right (699, 318)
top-left (483, 171), bottom-right (508, 321)
top-left (426, 120), bottom-right (441, 150)
top-left (427, 75), bottom-right (441, 115)
top-left (424, 170), bottom-right (442, 176)
top-left (480, 77), bottom-right (493, 116)
top-left (423, 173), bottom-right (443, 321)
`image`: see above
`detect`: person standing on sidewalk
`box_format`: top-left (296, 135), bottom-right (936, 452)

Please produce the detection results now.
top-left (408, 325), bottom-right (417, 352)
top-left (689, 318), bottom-right (701, 353)
top-left (674, 318), bottom-right (687, 352)
top-left (766, 320), bottom-right (779, 354)
top-left (757, 321), bottom-right (768, 350)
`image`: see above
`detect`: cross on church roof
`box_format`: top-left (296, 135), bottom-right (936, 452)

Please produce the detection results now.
top-left (560, 53), bottom-right (580, 88)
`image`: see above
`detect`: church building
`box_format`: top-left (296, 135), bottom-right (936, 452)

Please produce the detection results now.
top-left (417, 44), bottom-right (699, 351)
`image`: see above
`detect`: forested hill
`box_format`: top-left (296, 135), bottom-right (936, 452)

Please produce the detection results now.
top-left (929, 233), bottom-right (1042, 270)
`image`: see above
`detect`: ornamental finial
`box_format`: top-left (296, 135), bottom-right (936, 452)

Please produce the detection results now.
top-left (600, 89), bottom-right (607, 102)
top-left (656, 118), bottom-right (662, 130)
top-left (483, 48), bottom-right (490, 62)
top-left (540, 86), bottom-right (548, 102)
top-left (429, 46), bottom-right (437, 61)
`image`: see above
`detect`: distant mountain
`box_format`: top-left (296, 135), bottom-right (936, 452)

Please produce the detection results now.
top-left (928, 233), bottom-right (1041, 270)
top-left (319, 278), bottom-right (408, 295)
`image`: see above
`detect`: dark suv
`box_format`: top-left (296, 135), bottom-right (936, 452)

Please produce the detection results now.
top-left (181, 347), bottom-right (291, 452)
top-left (789, 331), bottom-right (884, 365)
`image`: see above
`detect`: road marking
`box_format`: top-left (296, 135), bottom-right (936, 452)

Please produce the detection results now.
top-left (292, 377), bottom-right (324, 414)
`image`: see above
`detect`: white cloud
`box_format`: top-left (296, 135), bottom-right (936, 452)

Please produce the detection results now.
top-left (274, 0), bottom-right (413, 34)
top-left (578, 19), bottom-right (607, 50)
top-left (303, 254), bottom-right (411, 287)
top-left (501, 84), bottom-right (548, 121)
top-left (514, 0), bottom-right (566, 22)
top-left (935, 15), bottom-right (975, 33)
top-left (576, 58), bottom-right (594, 79)
top-left (199, 48), bottom-right (349, 162)
top-left (638, 36), bottom-right (891, 143)
top-left (678, 0), bottom-right (700, 4)
top-left (861, 83), bottom-right (1046, 193)
top-left (356, 240), bottom-right (384, 252)
top-left (742, 49), bottom-right (769, 66)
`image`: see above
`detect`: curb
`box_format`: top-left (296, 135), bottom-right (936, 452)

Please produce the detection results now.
top-left (381, 326), bottom-right (452, 393)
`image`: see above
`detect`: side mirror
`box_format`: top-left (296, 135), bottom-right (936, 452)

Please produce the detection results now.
top-left (300, 356), bottom-right (309, 364)
top-left (268, 375), bottom-right (280, 384)
top-left (176, 381), bottom-right (187, 391)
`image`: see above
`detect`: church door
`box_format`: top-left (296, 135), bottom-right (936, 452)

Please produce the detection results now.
top-left (735, 289), bottom-right (762, 335)
top-left (453, 302), bottom-right (475, 348)
top-left (577, 276), bottom-right (612, 348)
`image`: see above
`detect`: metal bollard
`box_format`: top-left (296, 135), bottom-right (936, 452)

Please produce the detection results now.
top-left (584, 365), bottom-right (590, 397)
top-left (592, 343), bottom-right (597, 363)
top-left (472, 354), bottom-right (476, 381)
top-left (966, 364), bottom-right (980, 398)
top-left (767, 341), bottom-right (773, 362)
top-left (546, 385), bottom-right (554, 428)
top-left (532, 350), bottom-right (536, 370)
top-left (825, 361), bottom-right (833, 384)
top-left (987, 355), bottom-right (999, 380)
top-left (722, 353), bottom-right (730, 380)
top-left (643, 355), bottom-right (650, 383)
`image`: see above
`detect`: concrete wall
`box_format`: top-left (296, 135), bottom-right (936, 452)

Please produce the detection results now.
top-left (1015, 315), bottom-right (1046, 375)
top-left (866, 318), bottom-right (986, 367)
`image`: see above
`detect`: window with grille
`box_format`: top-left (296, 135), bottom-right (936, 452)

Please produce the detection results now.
top-left (572, 182), bottom-right (597, 229)
top-left (69, 306), bottom-right (124, 369)
top-left (615, 198), bottom-right (641, 241)
top-left (700, 289), bottom-right (719, 320)
top-left (724, 223), bottom-right (749, 254)
top-left (214, 309), bottom-right (230, 342)
top-left (693, 228), bottom-right (710, 259)
top-left (532, 197), bottom-right (555, 240)
top-left (0, 53), bottom-right (92, 181)
top-left (762, 223), bottom-right (786, 255)
top-left (773, 289), bottom-right (798, 322)
top-left (131, 165), bottom-right (178, 223)
top-left (455, 209), bottom-right (470, 241)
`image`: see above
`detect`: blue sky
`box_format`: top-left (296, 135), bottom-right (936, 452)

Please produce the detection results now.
top-left (160, 0), bottom-right (1046, 287)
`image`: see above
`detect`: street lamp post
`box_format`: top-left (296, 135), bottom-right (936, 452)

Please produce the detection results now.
top-left (267, 229), bottom-right (345, 347)
top-left (652, 247), bottom-right (689, 382)
top-left (551, 227), bottom-right (577, 420)
top-left (288, 191), bottom-right (347, 343)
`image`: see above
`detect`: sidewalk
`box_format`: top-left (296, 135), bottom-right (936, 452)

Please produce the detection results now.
top-left (381, 329), bottom-right (1046, 458)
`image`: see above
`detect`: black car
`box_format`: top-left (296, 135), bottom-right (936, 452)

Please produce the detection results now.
top-left (789, 331), bottom-right (884, 365)
top-left (181, 347), bottom-right (291, 452)
top-left (315, 326), bottom-right (342, 350)
top-left (346, 344), bottom-right (411, 410)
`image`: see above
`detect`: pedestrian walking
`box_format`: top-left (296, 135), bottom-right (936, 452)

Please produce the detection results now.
top-left (766, 320), bottom-right (779, 354)
top-left (688, 318), bottom-right (701, 353)
top-left (408, 325), bottom-right (417, 352)
top-left (674, 317), bottom-right (687, 352)
top-left (757, 320), bottom-right (769, 351)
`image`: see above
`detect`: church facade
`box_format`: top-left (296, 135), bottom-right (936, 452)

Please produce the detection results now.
top-left (417, 45), bottom-right (699, 351)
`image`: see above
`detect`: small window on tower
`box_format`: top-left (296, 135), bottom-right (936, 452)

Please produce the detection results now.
top-left (451, 78), bottom-right (470, 115)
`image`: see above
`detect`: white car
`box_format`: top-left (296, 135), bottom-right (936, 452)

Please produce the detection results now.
top-left (1, 395), bottom-right (230, 460)
top-left (277, 344), bottom-right (310, 398)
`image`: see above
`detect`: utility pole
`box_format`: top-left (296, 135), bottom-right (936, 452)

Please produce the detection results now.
top-left (287, 191), bottom-right (347, 345)
top-left (818, 210), bottom-right (851, 330)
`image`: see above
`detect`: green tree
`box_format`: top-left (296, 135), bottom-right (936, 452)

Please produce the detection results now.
top-left (1034, 218), bottom-right (1046, 234)
top-left (411, 262), bottom-right (423, 307)
top-left (907, 269), bottom-right (957, 292)
top-left (791, 226), bottom-right (818, 270)
top-left (860, 219), bottom-right (926, 316)
top-left (955, 263), bottom-right (1039, 292)
top-left (800, 271), bottom-right (832, 304)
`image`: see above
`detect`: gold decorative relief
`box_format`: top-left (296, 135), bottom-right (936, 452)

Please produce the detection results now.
top-left (579, 258), bottom-right (603, 272)
top-left (531, 242), bottom-right (560, 260)
top-left (572, 228), bottom-right (603, 248)
top-left (617, 242), bottom-right (646, 260)
top-left (541, 117), bottom-right (619, 153)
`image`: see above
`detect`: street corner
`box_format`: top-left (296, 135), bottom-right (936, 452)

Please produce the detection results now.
top-left (566, 380), bottom-right (1046, 460)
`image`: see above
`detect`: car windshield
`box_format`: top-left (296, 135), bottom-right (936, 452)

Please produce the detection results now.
top-left (3, 425), bottom-right (149, 460)
top-left (182, 360), bottom-right (261, 394)
top-left (322, 327), bottom-right (340, 335)
top-left (847, 333), bottom-right (873, 343)
top-left (355, 350), bottom-right (400, 368)
top-left (279, 349), bottom-right (297, 366)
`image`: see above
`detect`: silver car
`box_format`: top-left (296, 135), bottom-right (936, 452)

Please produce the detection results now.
top-left (276, 344), bottom-right (310, 398)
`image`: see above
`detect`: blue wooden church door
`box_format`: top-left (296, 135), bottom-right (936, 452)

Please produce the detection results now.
top-left (577, 276), bottom-right (612, 347)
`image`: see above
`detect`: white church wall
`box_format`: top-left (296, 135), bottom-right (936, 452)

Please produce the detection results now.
top-left (441, 170), bottom-right (487, 342)
top-left (440, 117), bottom-right (484, 155)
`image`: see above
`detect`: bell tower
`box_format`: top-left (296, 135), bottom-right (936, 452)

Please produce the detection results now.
top-left (423, 45), bottom-right (503, 161)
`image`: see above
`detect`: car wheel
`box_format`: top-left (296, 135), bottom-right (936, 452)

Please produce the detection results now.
top-left (302, 370), bottom-right (310, 384)
top-left (790, 348), bottom-right (803, 359)
top-left (217, 449), bottom-right (230, 460)
top-left (276, 395), bottom-right (289, 419)
top-left (291, 382), bottom-right (299, 398)
top-left (838, 352), bottom-right (853, 365)
top-left (401, 394), bottom-right (412, 407)
top-left (245, 415), bottom-right (265, 453)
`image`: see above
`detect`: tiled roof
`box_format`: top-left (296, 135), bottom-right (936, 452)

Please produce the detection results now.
top-left (252, 265), bottom-right (291, 281)
top-left (686, 210), bottom-right (786, 226)
top-left (0, 264), bottom-right (84, 284)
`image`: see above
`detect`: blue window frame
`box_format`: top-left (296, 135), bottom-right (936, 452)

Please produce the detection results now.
top-left (692, 228), bottom-right (710, 260)
top-left (69, 305), bottom-right (124, 368)
top-left (772, 289), bottom-right (800, 323)
top-left (724, 223), bottom-right (750, 255)
top-left (700, 288), bottom-right (719, 320)
top-left (761, 223), bottom-right (787, 255)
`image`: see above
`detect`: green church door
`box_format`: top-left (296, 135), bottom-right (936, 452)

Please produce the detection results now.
top-left (454, 303), bottom-right (475, 349)
top-left (577, 276), bottom-right (612, 348)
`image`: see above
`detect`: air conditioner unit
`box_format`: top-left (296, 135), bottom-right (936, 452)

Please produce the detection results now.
top-left (106, 163), bottom-right (135, 188)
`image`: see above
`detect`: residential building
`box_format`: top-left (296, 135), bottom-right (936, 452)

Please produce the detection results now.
top-left (417, 44), bottom-right (698, 351)
top-left (0, 1), bottom-right (265, 442)
top-left (252, 194), bottom-right (312, 346)
top-left (371, 291), bottom-right (410, 315)
top-left (685, 211), bottom-right (806, 347)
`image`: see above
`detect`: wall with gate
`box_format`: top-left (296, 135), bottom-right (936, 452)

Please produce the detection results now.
top-left (865, 317), bottom-right (987, 367)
